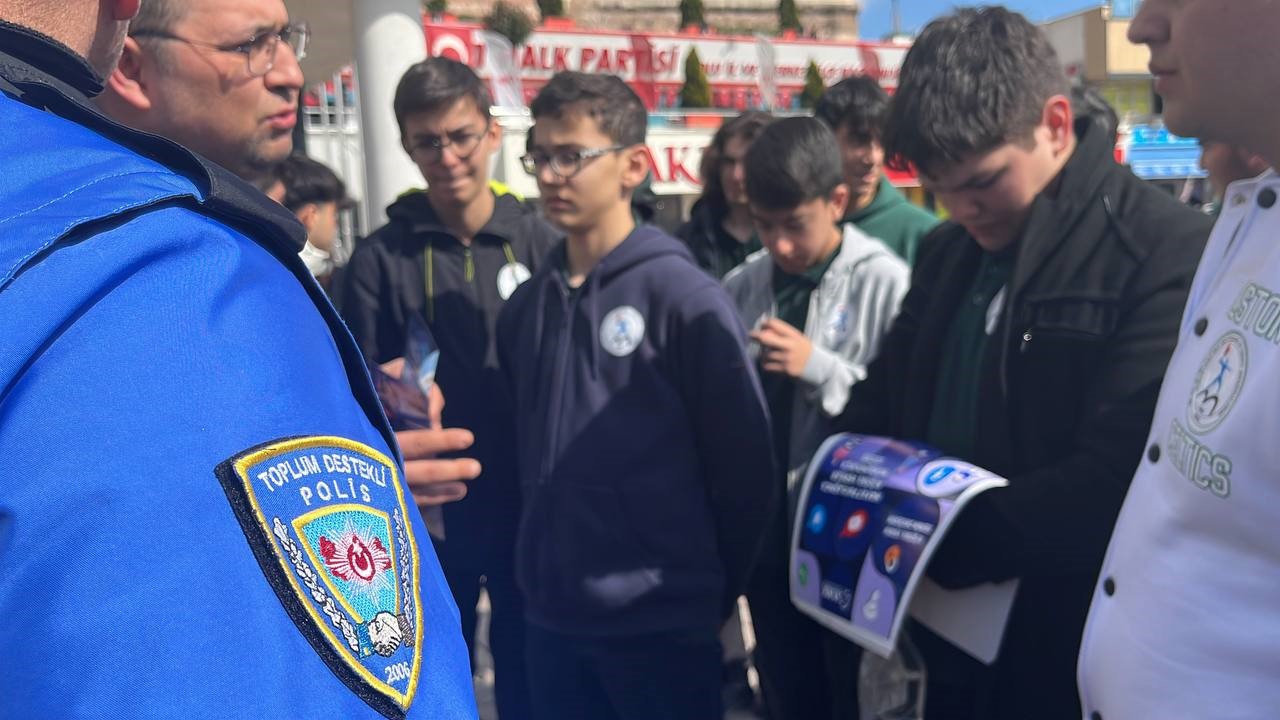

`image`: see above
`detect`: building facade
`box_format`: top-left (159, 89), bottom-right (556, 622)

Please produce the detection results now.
top-left (431, 0), bottom-right (861, 39)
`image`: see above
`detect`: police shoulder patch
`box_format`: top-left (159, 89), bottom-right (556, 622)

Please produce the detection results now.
top-left (215, 436), bottom-right (423, 719)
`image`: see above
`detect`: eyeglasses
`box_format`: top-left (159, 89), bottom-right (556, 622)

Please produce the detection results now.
top-left (521, 146), bottom-right (626, 179)
top-left (131, 21), bottom-right (310, 77)
top-left (405, 120), bottom-right (492, 164)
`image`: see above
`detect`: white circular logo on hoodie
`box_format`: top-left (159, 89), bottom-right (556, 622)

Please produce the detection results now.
top-left (600, 306), bottom-right (646, 357)
top-left (496, 262), bottom-right (531, 300)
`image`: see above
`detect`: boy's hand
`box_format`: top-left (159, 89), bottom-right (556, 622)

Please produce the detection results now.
top-left (396, 427), bottom-right (481, 507)
top-left (751, 318), bottom-right (813, 378)
top-left (379, 358), bottom-right (479, 507)
top-left (378, 357), bottom-right (446, 427)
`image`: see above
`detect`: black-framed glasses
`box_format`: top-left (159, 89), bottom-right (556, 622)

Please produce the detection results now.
top-left (521, 146), bottom-right (626, 179)
top-left (131, 21), bottom-right (310, 77)
top-left (405, 120), bottom-right (492, 164)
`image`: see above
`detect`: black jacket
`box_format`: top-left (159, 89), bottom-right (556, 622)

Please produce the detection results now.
top-left (837, 120), bottom-right (1212, 718)
top-left (342, 190), bottom-right (560, 561)
top-left (675, 199), bottom-right (761, 280)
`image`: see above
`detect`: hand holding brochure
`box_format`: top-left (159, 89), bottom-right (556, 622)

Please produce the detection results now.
top-left (790, 433), bottom-right (1013, 660)
top-left (368, 315), bottom-right (445, 539)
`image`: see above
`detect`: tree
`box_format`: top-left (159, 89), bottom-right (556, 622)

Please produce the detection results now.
top-left (679, 0), bottom-right (706, 29)
top-left (538, 0), bottom-right (565, 19)
top-left (485, 1), bottom-right (535, 46)
top-left (779, 0), bottom-right (802, 33)
top-left (424, 0), bottom-right (447, 15)
top-left (680, 48), bottom-right (712, 108)
top-left (800, 60), bottom-right (825, 109)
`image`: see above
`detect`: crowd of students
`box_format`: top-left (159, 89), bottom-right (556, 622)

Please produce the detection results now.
top-left (6, 0), bottom-right (1279, 718)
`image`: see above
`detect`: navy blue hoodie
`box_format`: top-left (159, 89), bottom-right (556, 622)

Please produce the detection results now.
top-left (496, 225), bottom-right (778, 637)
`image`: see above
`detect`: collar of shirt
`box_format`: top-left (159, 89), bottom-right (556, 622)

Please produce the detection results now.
top-left (0, 19), bottom-right (103, 97)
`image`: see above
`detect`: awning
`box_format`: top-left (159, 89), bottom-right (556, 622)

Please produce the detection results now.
top-left (1126, 125), bottom-right (1205, 180)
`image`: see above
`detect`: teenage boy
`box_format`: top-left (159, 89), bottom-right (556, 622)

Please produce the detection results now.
top-left (343, 57), bottom-right (560, 720)
top-left (833, 8), bottom-right (1211, 719)
top-left (1079, 2), bottom-right (1280, 718)
top-left (277, 153), bottom-right (351, 288)
top-left (814, 75), bottom-right (938, 266)
top-left (676, 110), bottom-right (773, 279)
top-left (495, 72), bottom-right (777, 720)
top-left (723, 116), bottom-right (910, 720)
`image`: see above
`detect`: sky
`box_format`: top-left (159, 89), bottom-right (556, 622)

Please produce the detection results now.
top-left (859, 0), bottom-right (1103, 39)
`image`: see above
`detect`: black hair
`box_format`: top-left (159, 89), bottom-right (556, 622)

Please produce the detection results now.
top-left (698, 110), bottom-right (775, 216)
top-left (1071, 84), bottom-right (1119, 144)
top-left (276, 153), bottom-right (349, 213)
top-left (528, 72), bottom-right (646, 147)
top-left (883, 6), bottom-right (1069, 176)
top-left (814, 75), bottom-right (888, 145)
top-left (393, 57), bottom-right (492, 135)
top-left (744, 116), bottom-right (844, 210)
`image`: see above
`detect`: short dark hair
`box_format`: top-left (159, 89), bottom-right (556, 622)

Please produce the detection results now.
top-left (883, 6), bottom-right (1069, 176)
top-left (698, 110), bottom-right (774, 215)
top-left (277, 153), bottom-right (349, 213)
top-left (744, 116), bottom-right (844, 211)
top-left (1072, 84), bottom-right (1119, 144)
top-left (814, 75), bottom-right (888, 145)
top-left (393, 57), bottom-right (492, 135)
top-left (528, 72), bottom-right (646, 147)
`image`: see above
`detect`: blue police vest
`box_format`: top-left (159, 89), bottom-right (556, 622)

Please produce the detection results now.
top-left (0, 85), bottom-right (476, 719)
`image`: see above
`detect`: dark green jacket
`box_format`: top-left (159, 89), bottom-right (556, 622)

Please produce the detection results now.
top-left (844, 176), bottom-right (939, 266)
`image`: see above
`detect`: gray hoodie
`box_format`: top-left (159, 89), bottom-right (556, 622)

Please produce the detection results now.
top-left (723, 223), bottom-right (910, 506)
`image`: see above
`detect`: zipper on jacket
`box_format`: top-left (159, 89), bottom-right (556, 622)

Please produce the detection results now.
top-left (540, 288), bottom-right (577, 485)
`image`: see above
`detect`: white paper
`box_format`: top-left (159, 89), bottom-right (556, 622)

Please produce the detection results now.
top-left (909, 577), bottom-right (1019, 665)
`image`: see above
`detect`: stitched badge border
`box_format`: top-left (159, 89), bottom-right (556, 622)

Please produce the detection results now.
top-left (215, 436), bottom-right (424, 719)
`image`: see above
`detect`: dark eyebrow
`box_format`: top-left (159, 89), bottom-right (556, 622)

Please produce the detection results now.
top-left (410, 123), bottom-right (483, 141)
top-left (529, 144), bottom-right (585, 154)
top-left (960, 166), bottom-right (1008, 191)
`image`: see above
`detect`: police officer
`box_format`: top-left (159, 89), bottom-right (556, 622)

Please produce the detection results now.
top-left (0, 1), bottom-right (476, 717)
top-left (97, 0), bottom-right (483, 509)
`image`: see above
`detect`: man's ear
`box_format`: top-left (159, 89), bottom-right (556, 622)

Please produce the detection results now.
top-left (1042, 94), bottom-right (1075, 157)
top-left (113, 0), bottom-right (142, 21)
top-left (620, 144), bottom-right (650, 191)
top-left (105, 36), bottom-right (153, 112)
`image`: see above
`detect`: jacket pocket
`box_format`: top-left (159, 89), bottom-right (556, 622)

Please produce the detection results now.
top-left (1012, 297), bottom-right (1114, 451)
top-left (516, 475), bottom-right (722, 623)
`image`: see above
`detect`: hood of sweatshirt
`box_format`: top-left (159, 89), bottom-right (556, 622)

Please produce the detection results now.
top-left (846, 175), bottom-right (910, 226)
top-left (384, 188), bottom-right (537, 241)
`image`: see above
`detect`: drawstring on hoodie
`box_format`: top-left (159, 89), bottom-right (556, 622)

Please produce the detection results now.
top-left (587, 266), bottom-right (603, 381)
top-left (424, 238), bottom-right (516, 323)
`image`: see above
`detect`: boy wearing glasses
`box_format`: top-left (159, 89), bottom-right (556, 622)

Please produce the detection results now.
top-left (495, 72), bottom-right (777, 720)
top-left (343, 57), bottom-right (559, 720)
